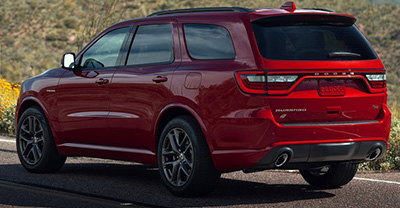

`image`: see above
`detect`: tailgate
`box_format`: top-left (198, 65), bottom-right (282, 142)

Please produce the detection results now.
top-left (269, 76), bottom-right (384, 124)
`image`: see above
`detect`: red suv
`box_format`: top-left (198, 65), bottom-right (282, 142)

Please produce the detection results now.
top-left (15, 2), bottom-right (391, 197)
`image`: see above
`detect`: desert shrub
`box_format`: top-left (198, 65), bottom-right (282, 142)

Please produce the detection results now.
top-left (0, 78), bottom-right (20, 135)
top-left (46, 30), bottom-right (68, 42)
top-left (63, 17), bottom-right (78, 29)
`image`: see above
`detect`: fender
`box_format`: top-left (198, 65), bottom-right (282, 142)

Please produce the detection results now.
top-left (17, 96), bottom-right (61, 145)
top-left (155, 103), bottom-right (215, 152)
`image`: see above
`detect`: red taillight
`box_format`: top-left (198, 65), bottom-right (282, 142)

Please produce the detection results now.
top-left (267, 82), bottom-right (293, 90)
top-left (366, 74), bottom-right (386, 89)
top-left (370, 81), bottom-right (386, 88)
top-left (235, 71), bottom-right (266, 94)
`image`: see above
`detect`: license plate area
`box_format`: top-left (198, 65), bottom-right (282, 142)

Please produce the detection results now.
top-left (318, 79), bottom-right (345, 96)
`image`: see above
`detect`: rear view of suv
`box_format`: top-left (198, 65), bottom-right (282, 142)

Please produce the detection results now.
top-left (15, 1), bottom-right (391, 197)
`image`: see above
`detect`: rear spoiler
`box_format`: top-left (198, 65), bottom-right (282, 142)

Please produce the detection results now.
top-left (252, 14), bottom-right (356, 27)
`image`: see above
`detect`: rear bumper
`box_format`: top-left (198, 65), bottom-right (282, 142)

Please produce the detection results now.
top-left (212, 138), bottom-right (388, 172)
top-left (245, 140), bottom-right (386, 172)
top-left (211, 104), bottom-right (391, 172)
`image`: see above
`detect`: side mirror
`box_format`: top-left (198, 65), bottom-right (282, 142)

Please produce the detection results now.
top-left (61, 53), bottom-right (76, 69)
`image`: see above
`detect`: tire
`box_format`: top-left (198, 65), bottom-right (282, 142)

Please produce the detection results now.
top-left (300, 163), bottom-right (358, 188)
top-left (157, 116), bottom-right (221, 197)
top-left (16, 106), bottom-right (66, 173)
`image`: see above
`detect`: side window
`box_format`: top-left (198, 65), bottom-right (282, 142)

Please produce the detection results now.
top-left (80, 27), bottom-right (129, 69)
top-left (184, 24), bottom-right (235, 60)
top-left (127, 24), bottom-right (173, 66)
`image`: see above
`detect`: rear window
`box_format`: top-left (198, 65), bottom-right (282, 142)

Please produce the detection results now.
top-left (184, 24), bottom-right (235, 60)
top-left (252, 23), bottom-right (377, 61)
top-left (127, 24), bottom-right (173, 66)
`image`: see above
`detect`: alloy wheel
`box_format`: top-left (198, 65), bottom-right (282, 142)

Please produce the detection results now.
top-left (18, 116), bottom-right (44, 165)
top-left (161, 128), bottom-right (194, 187)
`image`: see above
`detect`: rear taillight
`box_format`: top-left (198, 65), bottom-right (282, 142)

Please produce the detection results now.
top-left (235, 71), bottom-right (298, 94)
top-left (366, 73), bottom-right (386, 88)
top-left (235, 71), bottom-right (266, 94)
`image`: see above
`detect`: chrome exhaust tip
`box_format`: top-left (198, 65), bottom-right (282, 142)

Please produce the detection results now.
top-left (367, 148), bottom-right (382, 161)
top-left (275, 152), bottom-right (290, 167)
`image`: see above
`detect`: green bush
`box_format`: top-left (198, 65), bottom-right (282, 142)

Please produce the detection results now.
top-left (0, 103), bottom-right (16, 136)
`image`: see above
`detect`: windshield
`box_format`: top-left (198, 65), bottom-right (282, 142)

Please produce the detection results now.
top-left (252, 23), bottom-right (377, 61)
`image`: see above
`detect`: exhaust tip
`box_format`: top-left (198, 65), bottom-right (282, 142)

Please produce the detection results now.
top-left (367, 148), bottom-right (382, 161)
top-left (275, 152), bottom-right (290, 167)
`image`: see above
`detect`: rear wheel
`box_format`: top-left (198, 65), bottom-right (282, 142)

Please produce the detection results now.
top-left (16, 106), bottom-right (66, 173)
top-left (157, 116), bottom-right (220, 197)
top-left (300, 163), bottom-right (358, 188)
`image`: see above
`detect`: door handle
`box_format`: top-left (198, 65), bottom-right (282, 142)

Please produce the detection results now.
top-left (95, 78), bottom-right (109, 85)
top-left (152, 76), bottom-right (168, 83)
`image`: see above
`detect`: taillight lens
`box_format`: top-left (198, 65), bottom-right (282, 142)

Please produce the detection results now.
top-left (267, 75), bottom-right (298, 90)
top-left (235, 71), bottom-right (266, 94)
top-left (366, 74), bottom-right (386, 88)
top-left (235, 71), bottom-right (299, 94)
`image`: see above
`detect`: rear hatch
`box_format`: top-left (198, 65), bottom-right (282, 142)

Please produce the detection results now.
top-left (249, 14), bottom-right (386, 125)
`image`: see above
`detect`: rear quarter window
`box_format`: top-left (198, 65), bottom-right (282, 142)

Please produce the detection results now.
top-left (252, 24), bottom-right (377, 61)
top-left (184, 24), bottom-right (235, 60)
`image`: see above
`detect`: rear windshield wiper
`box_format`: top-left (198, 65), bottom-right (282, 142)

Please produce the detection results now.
top-left (328, 52), bottom-right (361, 58)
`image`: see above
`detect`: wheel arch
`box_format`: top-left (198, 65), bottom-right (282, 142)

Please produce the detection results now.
top-left (17, 97), bottom-right (49, 122)
top-left (155, 103), bottom-right (214, 153)
top-left (16, 97), bottom-right (60, 144)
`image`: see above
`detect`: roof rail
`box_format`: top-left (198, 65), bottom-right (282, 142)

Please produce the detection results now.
top-left (301, 8), bottom-right (335, 12)
top-left (148, 7), bottom-right (255, 17)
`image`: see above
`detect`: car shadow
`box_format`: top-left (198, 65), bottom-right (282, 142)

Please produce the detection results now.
top-left (0, 162), bottom-right (335, 208)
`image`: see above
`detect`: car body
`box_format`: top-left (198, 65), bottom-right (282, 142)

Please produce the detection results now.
top-left (15, 2), bottom-right (391, 196)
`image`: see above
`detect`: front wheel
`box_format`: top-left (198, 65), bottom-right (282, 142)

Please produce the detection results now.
top-left (16, 106), bottom-right (66, 173)
top-left (157, 116), bottom-right (220, 197)
top-left (300, 162), bottom-right (358, 188)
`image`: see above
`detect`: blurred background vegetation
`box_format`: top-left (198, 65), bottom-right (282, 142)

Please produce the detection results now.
top-left (0, 0), bottom-right (399, 170)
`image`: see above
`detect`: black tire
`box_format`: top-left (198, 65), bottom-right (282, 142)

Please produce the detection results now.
top-left (157, 116), bottom-right (221, 197)
top-left (300, 163), bottom-right (358, 188)
top-left (16, 106), bottom-right (66, 173)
